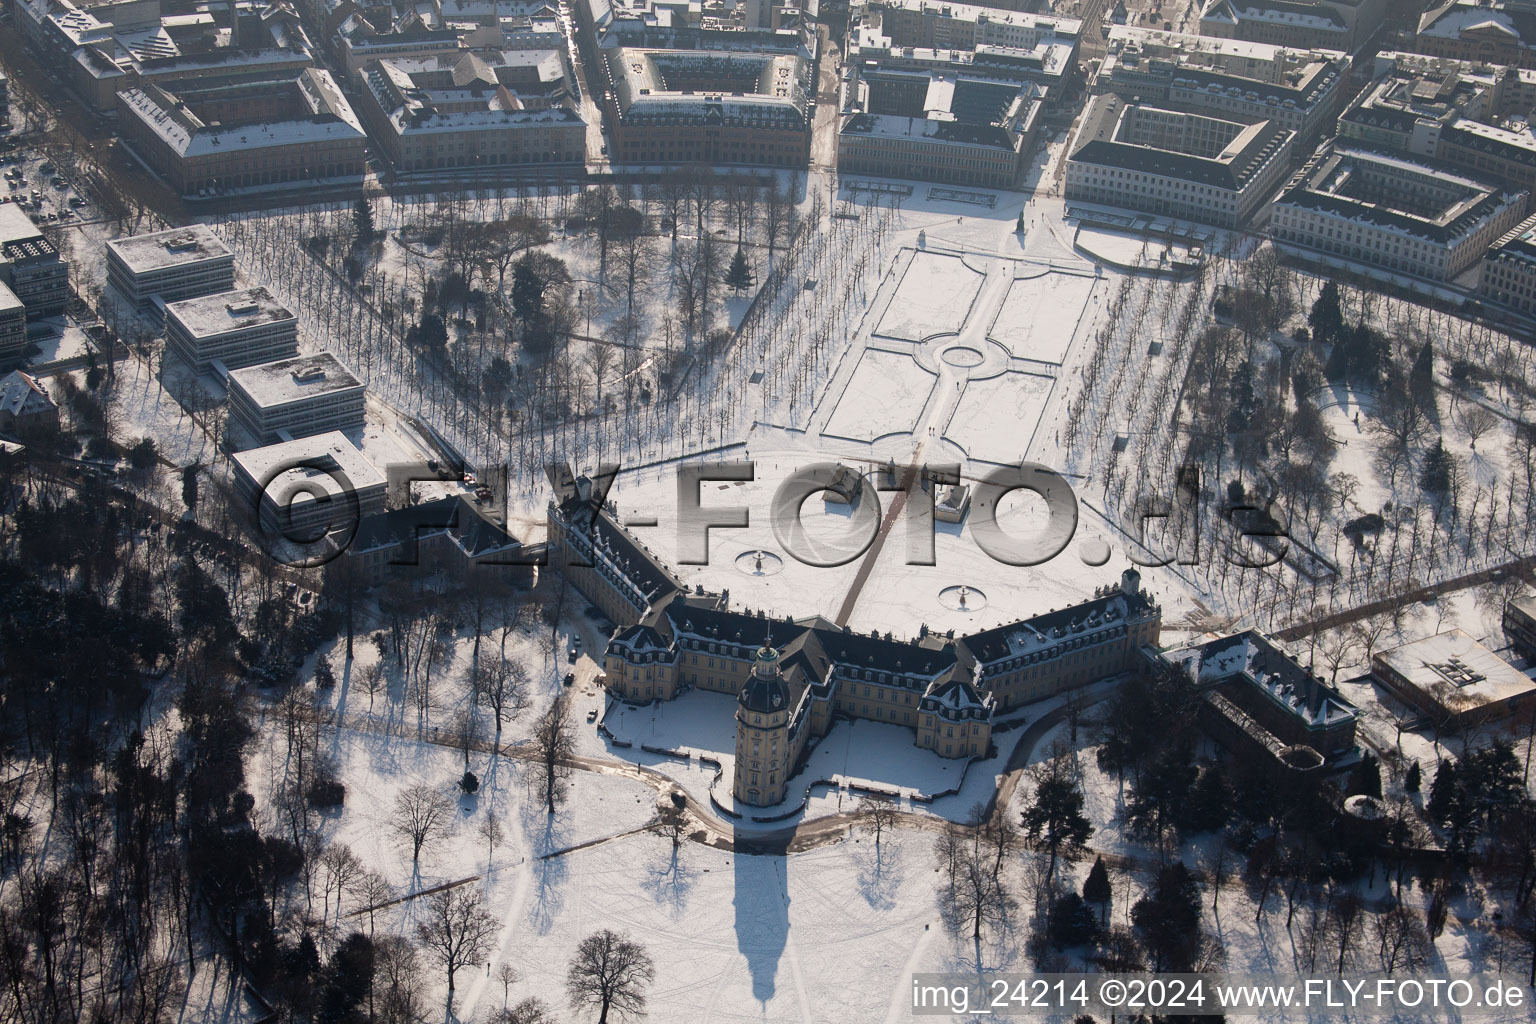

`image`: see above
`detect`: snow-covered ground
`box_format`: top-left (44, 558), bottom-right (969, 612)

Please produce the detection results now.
top-left (875, 251), bottom-right (985, 342)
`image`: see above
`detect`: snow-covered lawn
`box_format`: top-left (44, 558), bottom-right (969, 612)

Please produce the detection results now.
top-left (876, 252), bottom-right (985, 341)
top-left (822, 349), bottom-right (937, 442)
top-left (942, 371), bottom-right (1054, 466)
top-left (988, 271), bottom-right (1098, 364)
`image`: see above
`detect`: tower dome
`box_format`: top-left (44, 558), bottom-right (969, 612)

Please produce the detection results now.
top-left (738, 644), bottom-right (789, 714)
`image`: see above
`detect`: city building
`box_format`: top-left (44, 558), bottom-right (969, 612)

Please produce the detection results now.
top-left (339, 493), bottom-right (527, 585)
top-left (164, 286), bottom-right (300, 373)
top-left (0, 284), bottom-right (25, 366)
top-left (1270, 144), bottom-right (1529, 281)
top-left (356, 50), bottom-right (585, 173)
top-left (1198, 0), bottom-right (1388, 54)
top-left (226, 351), bottom-right (366, 445)
top-left (14, 0), bottom-right (317, 111)
top-left (1372, 628), bottom-right (1536, 727)
top-left (0, 205), bottom-right (70, 319)
top-left (106, 224), bottom-right (236, 309)
top-left (1065, 94), bottom-right (1296, 228)
top-left (599, 46), bottom-right (814, 167)
top-left (231, 430), bottom-right (386, 538)
top-left (1095, 28), bottom-right (1350, 140)
top-left (0, 370), bottom-right (57, 436)
top-left (1479, 212), bottom-right (1536, 316)
top-left (1413, 0), bottom-right (1536, 70)
top-left (116, 68), bottom-right (367, 196)
top-left (836, 67), bottom-right (1043, 188)
top-left (1504, 593), bottom-right (1536, 659)
top-left (853, 0), bottom-right (1081, 90)
top-left (1165, 630), bottom-right (1359, 765)
top-left (1338, 55), bottom-right (1536, 197)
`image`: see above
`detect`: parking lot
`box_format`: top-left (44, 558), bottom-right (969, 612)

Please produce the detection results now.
top-left (0, 149), bottom-right (96, 227)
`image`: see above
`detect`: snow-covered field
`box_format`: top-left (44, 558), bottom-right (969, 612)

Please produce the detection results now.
top-left (943, 371), bottom-right (1055, 465)
top-left (875, 252), bottom-right (985, 341)
top-left (987, 271), bottom-right (1098, 364)
top-left (822, 349), bottom-right (938, 442)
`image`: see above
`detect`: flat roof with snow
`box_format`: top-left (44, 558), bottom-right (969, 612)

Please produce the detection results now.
top-left (106, 224), bottom-right (233, 274)
top-left (232, 430), bottom-right (385, 506)
top-left (227, 351), bottom-right (363, 408)
top-left (166, 286), bottom-right (295, 338)
top-left (1374, 628), bottom-right (1536, 719)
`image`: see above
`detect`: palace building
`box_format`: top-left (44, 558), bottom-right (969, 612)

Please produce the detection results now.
top-left (549, 475), bottom-right (1161, 807)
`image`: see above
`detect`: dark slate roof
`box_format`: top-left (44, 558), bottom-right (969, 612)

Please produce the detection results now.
top-left (739, 648), bottom-right (791, 713)
top-left (962, 583), bottom-right (1154, 664)
top-left (350, 495), bottom-right (518, 557)
top-left (1441, 121), bottom-right (1536, 170)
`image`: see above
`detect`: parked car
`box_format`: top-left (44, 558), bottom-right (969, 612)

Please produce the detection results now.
top-left (563, 672), bottom-right (575, 687)
top-left (586, 708), bottom-right (597, 722)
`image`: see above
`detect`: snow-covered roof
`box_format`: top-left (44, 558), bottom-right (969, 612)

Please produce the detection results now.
top-left (1375, 628), bottom-right (1536, 716)
top-left (106, 224), bottom-right (232, 274)
top-left (165, 286), bottom-right (296, 338)
top-left (117, 69), bottom-right (366, 158)
top-left (0, 371), bottom-right (55, 420)
top-left (232, 431), bottom-right (385, 506)
top-left (227, 351), bottom-right (364, 409)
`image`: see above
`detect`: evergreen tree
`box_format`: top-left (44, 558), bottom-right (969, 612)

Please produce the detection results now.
top-left (1021, 768), bottom-right (1094, 882)
top-left (1427, 761), bottom-right (1457, 823)
top-left (1405, 760), bottom-right (1421, 793)
top-left (1083, 856), bottom-right (1112, 919)
top-left (1308, 281), bottom-right (1344, 346)
top-left (725, 247), bottom-right (752, 292)
top-left (1420, 437), bottom-right (1453, 495)
top-left (1183, 764), bottom-right (1231, 832)
top-left (1131, 862), bottom-right (1202, 971)
top-left (353, 195), bottom-right (375, 244)
top-left (1410, 341), bottom-right (1435, 407)
top-left (1347, 753), bottom-right (1381, 798)
top-left (1048, 892), bottom-right (1101, 948)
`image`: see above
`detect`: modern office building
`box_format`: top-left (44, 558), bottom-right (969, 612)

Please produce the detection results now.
top-left (164, 286), bottom-right (300, 373)
top-left (0, 284), bottom-right (27, 365)
top-left (0, 205), bottom-right (69, 319)
top-left (107, 224), bottom-right (236, 308)
top-left (227, 351), bottom-right (366, 445)
top-left (1271, 144), bottom-right (1529, 281)
top-left (1479, 212), bottom-right (1536, 316)
top-left (232, 430), bottom-right (387, 538)
top-left (1372, 628), bottom-right (1536, 727)
top-left (1065, 94), bottom-right (1296, 228)
top-left (116, 68), bottom-right (367, 196)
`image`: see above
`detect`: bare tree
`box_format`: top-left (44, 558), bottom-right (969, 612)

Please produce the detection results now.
top-left (417, 886), bottom-right (498, 1001)
top-left (499, 997), bottom-right (559, 1023)
top-left (373, 935), bottom-right (428, 1024)
top-left (566, 929), bottom-right (655, 1024)
top-left (390, 784), bottom-right (454, 865)
top-left (531, 695), bottom-right (576, 814)
top-left (858, 796), bottom-right (898, 853)
top-left (354, 870), bottom-right (394, 937)
top-left (473, 656), bottom-right (530, 738)
top-left (479, 811), bottom-right (505, 865)
top-left (1456, 404), bottom-right (1498, 450)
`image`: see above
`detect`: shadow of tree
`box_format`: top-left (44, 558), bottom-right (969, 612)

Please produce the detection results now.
top-left (853, 837), bottom-right (904, 911)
